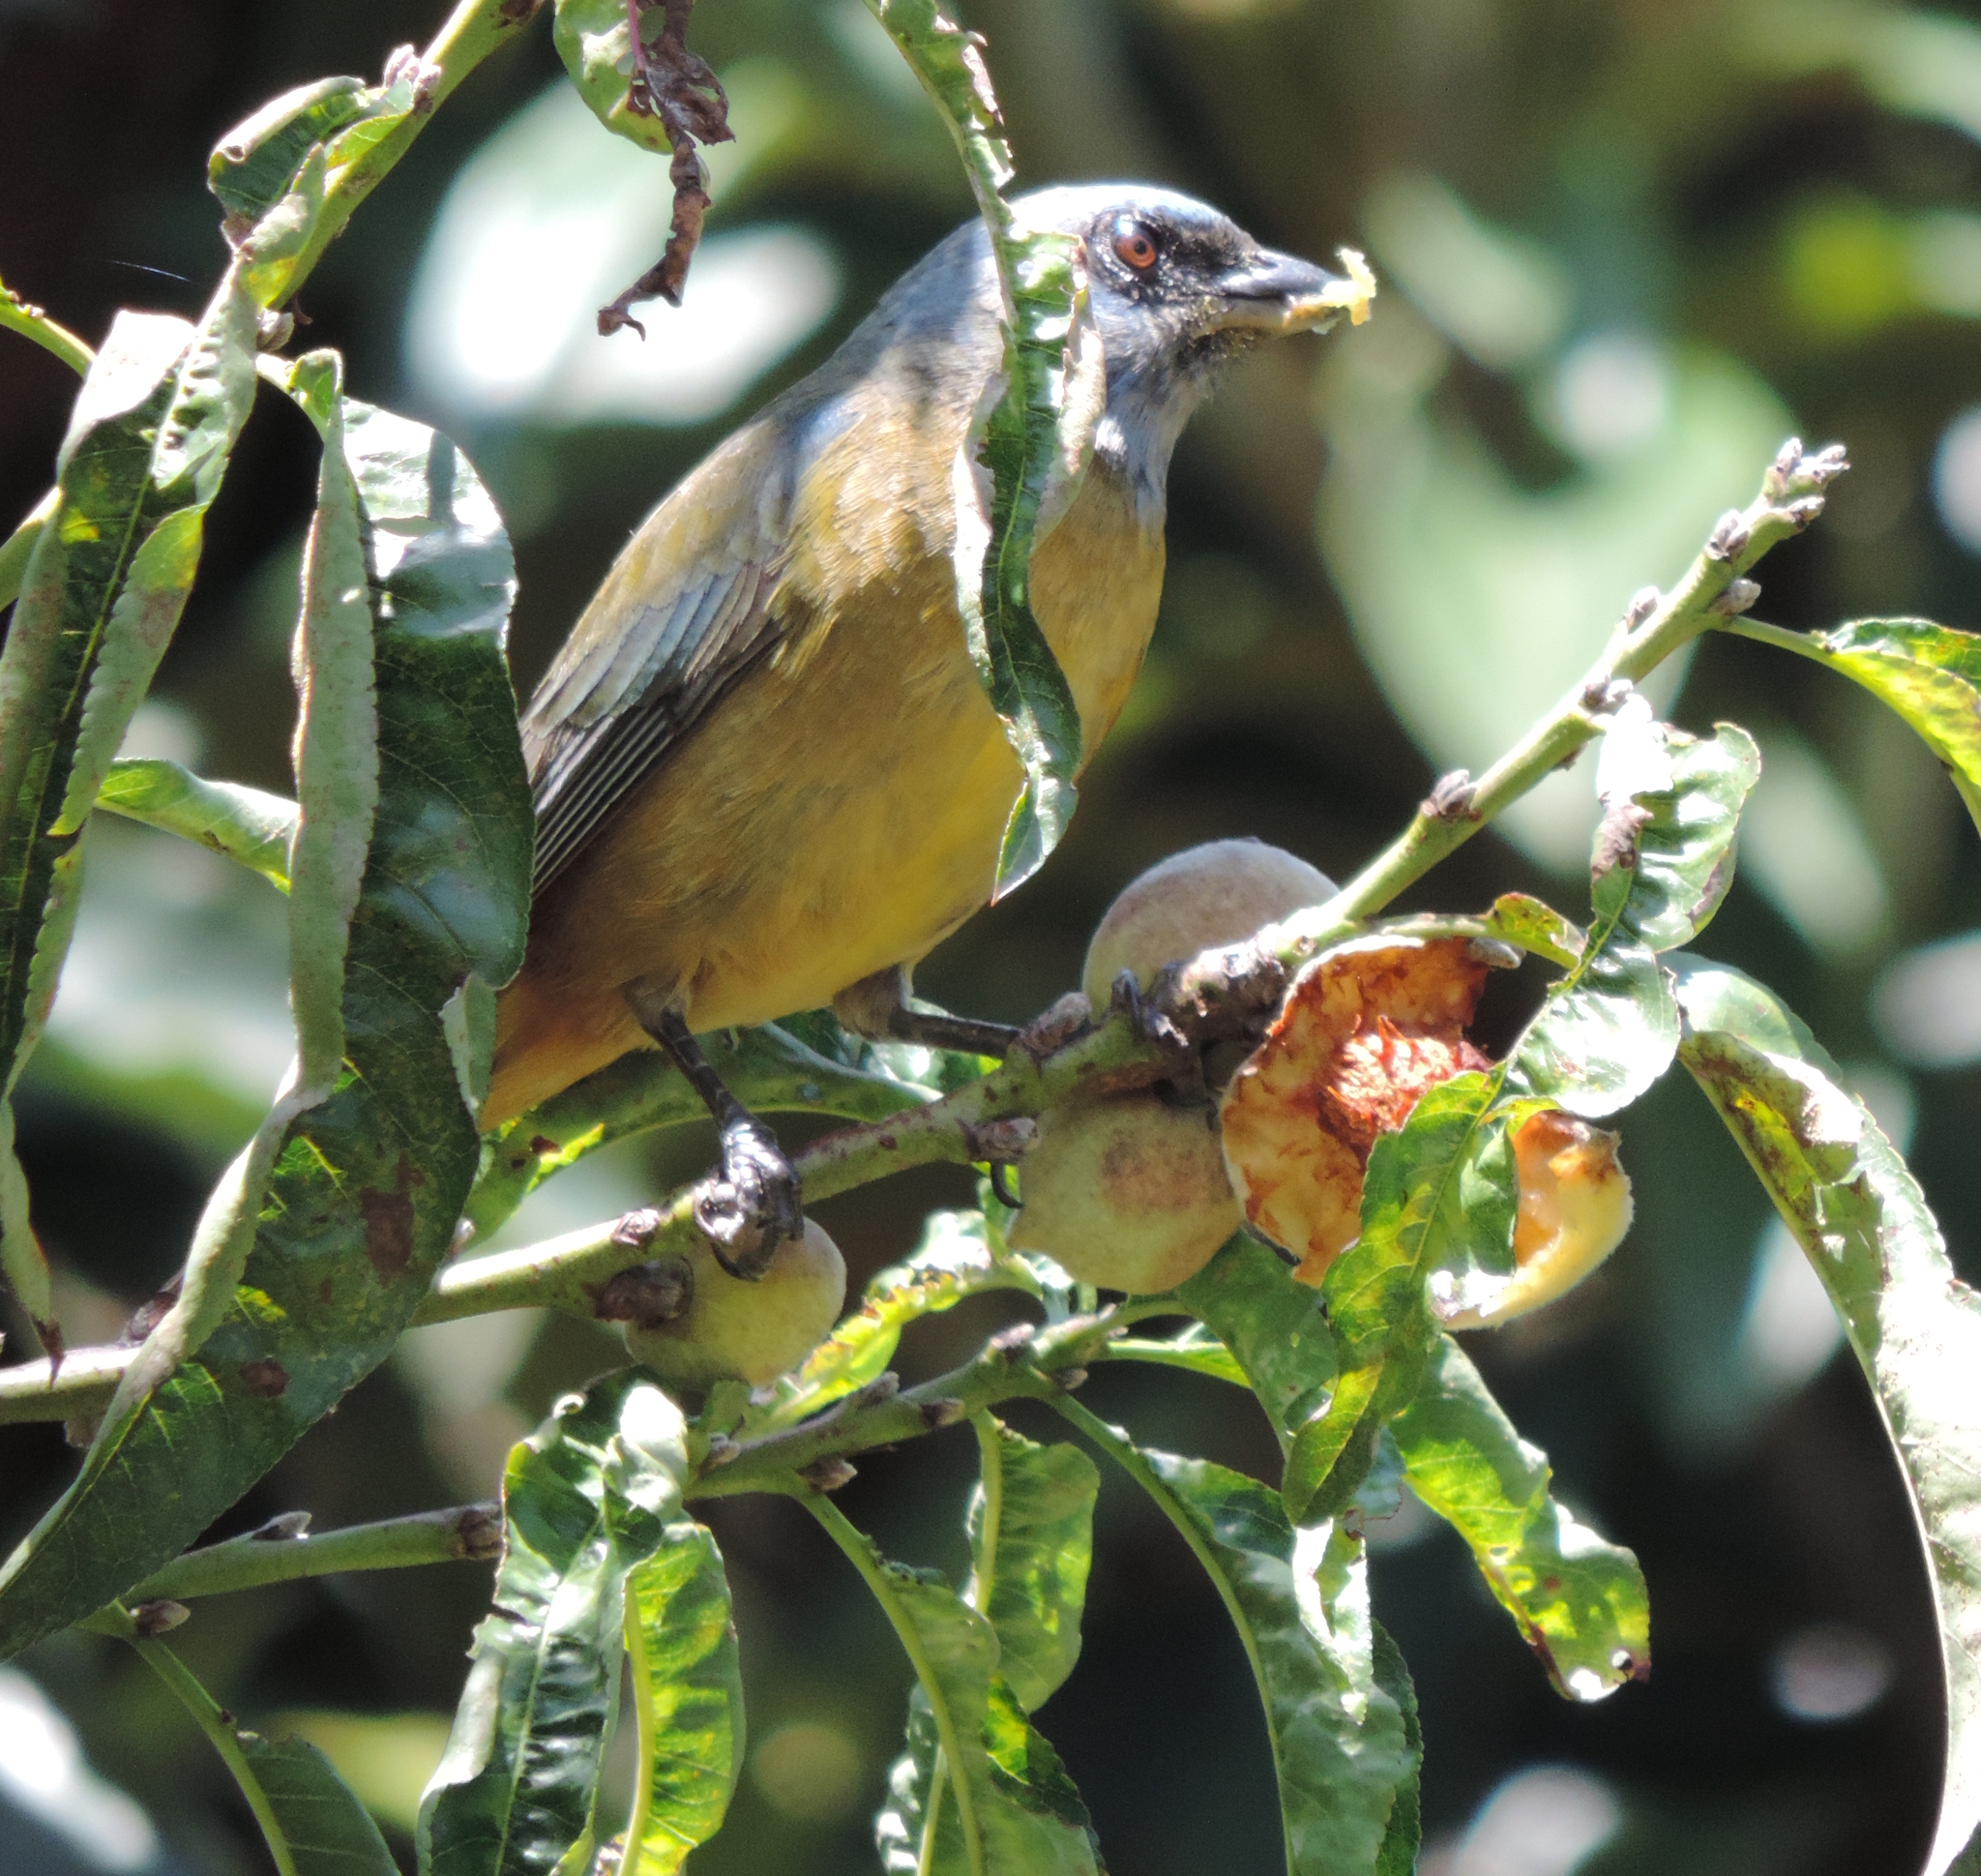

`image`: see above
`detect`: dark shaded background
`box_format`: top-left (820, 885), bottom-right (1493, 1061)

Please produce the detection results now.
top-left (3, 1), bottom-right (1980, 1871)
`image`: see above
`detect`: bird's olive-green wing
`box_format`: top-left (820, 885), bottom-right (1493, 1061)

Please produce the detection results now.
top-left (521, 419), bottom-right (800, 894)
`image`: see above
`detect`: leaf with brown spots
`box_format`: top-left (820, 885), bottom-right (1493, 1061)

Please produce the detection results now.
top-left (0, 384), bottom-right (529, 1660)
top-left (1388, 1336), bottom-right (1648, 1702)
top-left (1676, 960), bottom-right (1981, 1876)
top-left (1510, 716), bottom-right (1757, 1120)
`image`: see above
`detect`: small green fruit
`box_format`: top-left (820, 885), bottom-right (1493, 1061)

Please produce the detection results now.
top-left (1008, 1094), bottom-right (1240, 1294)
top-left (1081, 839), bottom-right (1338, 1008)
top-left (625, 1219), bottom-right (846, 1387)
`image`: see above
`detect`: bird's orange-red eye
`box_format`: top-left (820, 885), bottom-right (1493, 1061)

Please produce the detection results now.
top-left (1113, 223), bottom-right (1159, 272)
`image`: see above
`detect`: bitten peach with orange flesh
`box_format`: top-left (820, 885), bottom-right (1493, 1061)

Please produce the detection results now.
top-left (1439, 1108), bottom-right (1634, 1327)
top-left (1220, 936), bottom-right (1493, 1285)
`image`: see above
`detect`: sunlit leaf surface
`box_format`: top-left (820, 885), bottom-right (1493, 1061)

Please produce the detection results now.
top-left (1390, 1335), bottom-right (1649, 1700)
top-left (0, 385), bottom-right (529, 1660)
top-left (1056, 1402), bottom-right (1416, 1876)
top-left (419, 1376), bottom-right (689, 1875)
top-left (1675, 959), bottom-right (1981, 1876)
top-left (966, 1417), bottom-right (1097, 1712)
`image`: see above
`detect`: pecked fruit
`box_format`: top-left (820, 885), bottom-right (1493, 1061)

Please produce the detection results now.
top-left (1219, 935), bottom-right (1497, 1285)
top-left (1220, 935), bottom-right (1635, 1318)
top-left (1008, 1093), bottom-right (1240, 1294)
top-left (1081, 838), bottom-right (1338, 1008)
top-left (625, 1219), bottom-right (846, 1387)
top-left (1437, 1108), bottom-right (1634, 1328)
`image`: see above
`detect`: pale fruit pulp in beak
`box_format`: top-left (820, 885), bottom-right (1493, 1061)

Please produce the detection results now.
top-left (1215, 246), bottom-right (1377, 334)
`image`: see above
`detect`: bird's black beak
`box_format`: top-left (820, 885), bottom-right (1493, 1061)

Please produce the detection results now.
top-left (1210, 245), bottom-right (1376, 336)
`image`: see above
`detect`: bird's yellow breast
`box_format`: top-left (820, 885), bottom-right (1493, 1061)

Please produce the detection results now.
top-left (487, 457), bottom-right (1165, 1123)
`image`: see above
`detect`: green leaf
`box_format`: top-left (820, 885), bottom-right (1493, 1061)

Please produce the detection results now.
top-left (1673, 958), bottom-right (1981, 1876)
top-left (0, 489), bottom-right (55, 615)
top-left (420, 1376), bottom-right (688, 1876)
top-left (1105, 1323), bottom-right (1253, 1389)
top-left (1477, 891), bottom-right (1585, 968)
top-left (1590, 708), bottom-right (1760, 951)
top-left (131, 1627), bottom-right (399, 1876)
top-left (1285, 1075), bottom-right (1503, 1524)
top-left (1175, 1233), bottom-right (1338, 1444)
top-left (877, 1683), bottom-right (1097, 1876)
top-left (862, 0), bottom-right (1096, 896)
top-left (279, 353), bottom-right (379, 1091)
top-left (208, 76), bottom-right (376, 226)
top-left (552, 0), bottom-right (686, 157)
top-left (238, 1732), bottom-right (401, 1876)
top-left (465, 1021), bottom-right (936, 1244)
top-left (811, 1499), bottom-right (1098, 1876)
top-left (741, 1208), bottom-right (1033, 1436)
top-left (619, 1521), bottom-right (745, 1876)
top-left (1053, 1401), bottom-right (1414, 1876)
top-left (1509, 709), bottom-right (1755, 1119)
top-left (0, 1102), bottom-right (41, 1348)
top-left (1388, 1336), bottom-right (1649, 1700)
top-left (968, 233), bottom-right (1092, 895)
top-left (207, 70), bottom-right (420, 310)
top-left (0, 284), bottom-right (256, 1336)
top-left (0, 286), bottom-right (254, 1099)
top-left (967, 1417), bottom-right (1097, 1712)
top-left (0, 386), bottom-right (529, 1661)
top-left (1723, 615), bottom-right (1981, 841)
top-left (95, 757), bottom-right (295, 889)
top-left (1369, 1623), bottom-right (1422, 1876)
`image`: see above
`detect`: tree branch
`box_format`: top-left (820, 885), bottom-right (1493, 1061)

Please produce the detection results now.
top-left (122, 1504), bottom-right (501, 1604)
top-left (0, 277), bottom-right (95, 376)
top-left (270, 0), bottom-right (541, 312)
top-left (0, 444), bottom-right (1841, 1429)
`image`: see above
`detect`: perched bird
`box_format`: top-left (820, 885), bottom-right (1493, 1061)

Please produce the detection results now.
top-left (488, 181), bottom-right (1367, 1271)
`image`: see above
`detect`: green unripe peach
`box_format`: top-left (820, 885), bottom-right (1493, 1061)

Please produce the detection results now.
top-left (1081, 839), bottom-right (1338, 1008)
top-left (625, 1219), bottom-right (846, 1387)
top-left (1008, 1093), bottom-right (1240, 1294)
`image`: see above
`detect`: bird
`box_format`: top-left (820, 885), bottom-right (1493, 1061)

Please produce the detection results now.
top-left (486, 181), bottom-right (1368, 1274)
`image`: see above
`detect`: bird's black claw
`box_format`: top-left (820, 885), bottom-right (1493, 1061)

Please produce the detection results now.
top-left (693, 1120), bottom-right (803, 1279)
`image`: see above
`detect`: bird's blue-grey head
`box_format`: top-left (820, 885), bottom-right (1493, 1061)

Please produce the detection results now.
top-left (1015, 183), bottom-right (1353, 513)
top-left (847, 184), bottom-right (1354, 523)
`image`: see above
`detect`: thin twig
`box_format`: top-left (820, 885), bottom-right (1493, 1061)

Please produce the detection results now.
top-left (0, 446), bottom-right (1844, 1429)
top-left (115, 1617), bottom-right (303, 1876)
top-left (270, 0), bottom-right (541, 313)
top-left (123, 1503), bottom-right (501, 1604)
top-left (0, 279), bottom-right (95, 376)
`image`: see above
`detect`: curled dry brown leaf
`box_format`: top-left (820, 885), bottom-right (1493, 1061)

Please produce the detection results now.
top-left (598, 0), bottom-right (733, 338)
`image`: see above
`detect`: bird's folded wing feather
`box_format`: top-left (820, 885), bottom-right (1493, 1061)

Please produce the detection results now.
top-left (520, 420), bottom-right (801, 894)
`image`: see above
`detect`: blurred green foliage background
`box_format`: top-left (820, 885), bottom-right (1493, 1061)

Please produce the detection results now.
top-left (4, 0), bottom-right (1981, 1871)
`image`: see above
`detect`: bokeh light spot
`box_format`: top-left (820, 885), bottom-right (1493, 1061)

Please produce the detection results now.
top-left (1738, 730), bottom-right (1889, 959)
top-left (1739, 1221), bottom-right (1845, 1394)
top-left (1539, 330), bottom-right (1671, 462)
top-left (406, 75), bottom-right (839, 430)
top-left (750, 1718), bottom-right (864, 1822)
top-left (1427, 1764), bottom-right (1622, 1876)
top-left (1933, 406), bottom-right (1981, 551)
top-left (0, 1669), bottom-right (160, 1872)
top-left (1768, 1623), bottom-right (1893, 1722)
top-left (1875, 929), bottom-right (1981, 1065)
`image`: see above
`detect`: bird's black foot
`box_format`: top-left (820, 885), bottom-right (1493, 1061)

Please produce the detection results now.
top-left (834, 965), bottom-right (1020, 1058)
top-left (695, 1114), bottom-right (804, 1280)
top-left (626, 982), bottom-right (805, 1280)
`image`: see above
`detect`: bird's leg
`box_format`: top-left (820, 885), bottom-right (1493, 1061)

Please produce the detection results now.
top-left (625, 984), bottom-right (802, 1280)
top-left (833, 965), bottom-right (1020, 1059)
